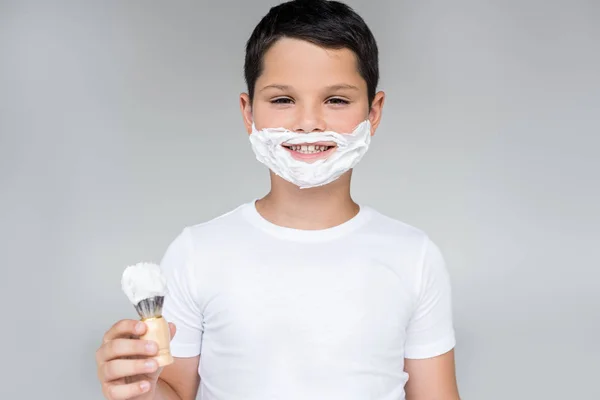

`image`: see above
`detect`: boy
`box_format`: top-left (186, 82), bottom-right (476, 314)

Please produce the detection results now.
top-left (95, 1), bottom-right (460, 399)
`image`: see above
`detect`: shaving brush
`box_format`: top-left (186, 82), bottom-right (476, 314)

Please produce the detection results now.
top-left (121, 262), bottom-right (174, 367)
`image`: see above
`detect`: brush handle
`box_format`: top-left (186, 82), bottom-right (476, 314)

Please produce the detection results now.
top-left (140, 316), bottom-right (174, 367)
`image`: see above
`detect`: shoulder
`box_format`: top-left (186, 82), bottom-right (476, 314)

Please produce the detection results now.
top-left (161, 201), bottom-right (253, 259)
top-left (185, 202), bottom-right (250, 240)
top-left (360, 206), bottom-right (447, 285)
top-left (362, 206), bottom-right (436, 252)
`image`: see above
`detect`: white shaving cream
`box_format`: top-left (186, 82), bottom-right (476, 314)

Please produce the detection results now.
top-left (121, 262), bottom-right (168, 305)
top-left (248, 120), bottom-right (372, 189)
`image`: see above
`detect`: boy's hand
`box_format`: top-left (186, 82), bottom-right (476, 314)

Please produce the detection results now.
top-left (96, 319), bottom-right (176, 400)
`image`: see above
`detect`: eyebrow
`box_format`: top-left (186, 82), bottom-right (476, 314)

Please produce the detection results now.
top-left (259, 84), bottom-right (360, 92)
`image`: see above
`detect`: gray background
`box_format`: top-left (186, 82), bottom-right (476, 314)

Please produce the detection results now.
top-left (1, 0), bottom-right (598, 399)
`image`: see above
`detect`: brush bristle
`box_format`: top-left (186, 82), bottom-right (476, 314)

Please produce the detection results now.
top-left (135, 295), bottom-right (164, 319)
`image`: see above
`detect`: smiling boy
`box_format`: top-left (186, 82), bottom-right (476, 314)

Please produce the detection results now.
top-left (95, 1), bottom-right (460, 399)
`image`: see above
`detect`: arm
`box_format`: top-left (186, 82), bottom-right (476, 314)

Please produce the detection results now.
top-left (153, 356), bottom-right (201, 400)
top-left (96, 230), bottom-right (203, 400)
top-left (404, 350), bottom-right (460, 400)
top-left (155, 228), bottom-right (204, 399)
top-left (403, 237), bottom-right (459, 399)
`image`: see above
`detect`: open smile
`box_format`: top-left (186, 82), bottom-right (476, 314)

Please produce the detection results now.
top-left (281, 142), bottom-right (337, 161)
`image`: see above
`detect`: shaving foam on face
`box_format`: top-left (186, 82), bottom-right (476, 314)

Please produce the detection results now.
top-left (248, 119), bottom-right (372, 189)
top-left (121, 262), bottom-right (167, 305)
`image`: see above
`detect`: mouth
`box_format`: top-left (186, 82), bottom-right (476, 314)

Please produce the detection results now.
top-left (281, 142), bottom-right (337, 161)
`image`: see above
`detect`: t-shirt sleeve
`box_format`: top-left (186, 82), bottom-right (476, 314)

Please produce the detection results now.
top-left (159, 227), bottom-right (204, 357)
top-left (404, 237), bottom-right (456, 359)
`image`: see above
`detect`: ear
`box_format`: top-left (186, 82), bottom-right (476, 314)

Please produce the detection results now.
top-left (368, 91), bottom-right (385, 136)
top-left (240, 93), bottom-right (253, 134)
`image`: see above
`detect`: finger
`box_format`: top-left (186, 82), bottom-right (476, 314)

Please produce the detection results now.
top-left (103, 320), bottom-right (146, 344)
top-left (99, 338), bottom-right (158, 363)
top-left (104, 380), bottom-right (151, 400)
top-left (168, 322), bottom-right (176, 339)
top-left (101, 358), bottom-right (158, 382)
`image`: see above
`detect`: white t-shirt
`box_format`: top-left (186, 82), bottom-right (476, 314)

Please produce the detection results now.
top-left (160, 200), bottom-right (456, 400)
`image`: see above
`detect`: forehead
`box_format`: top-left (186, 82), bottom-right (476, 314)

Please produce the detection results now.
top-left (257, 37), bottom-right (365, 89)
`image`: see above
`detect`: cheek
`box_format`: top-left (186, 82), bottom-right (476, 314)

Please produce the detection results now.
top-left (251, 103), bottom-right (294, 130)
top-left (324, 105), bottom-right (369, 133)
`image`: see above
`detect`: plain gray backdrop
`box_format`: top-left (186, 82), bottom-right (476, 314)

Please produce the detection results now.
top-left (1, 0), bottom-right (598, 399)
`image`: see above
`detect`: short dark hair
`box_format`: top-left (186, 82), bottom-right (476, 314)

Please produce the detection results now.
top-left (244, 0), bottom-right (379, 106)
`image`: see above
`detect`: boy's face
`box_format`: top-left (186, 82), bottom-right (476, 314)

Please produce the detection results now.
top-left (241, 37), bottom-right (384, 144)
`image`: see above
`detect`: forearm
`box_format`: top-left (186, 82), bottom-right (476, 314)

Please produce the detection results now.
top-left (152, 378), bottom-right (182, 400)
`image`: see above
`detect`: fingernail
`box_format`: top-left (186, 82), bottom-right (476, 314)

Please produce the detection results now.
top-left (146, 342), bottom-right (157, 353)
top-left (136, 322), bottom-right (144, 333)
top-left (145, 360), bottom-right (156, 370)
top-left (140, 381), bottom-right (150, 392)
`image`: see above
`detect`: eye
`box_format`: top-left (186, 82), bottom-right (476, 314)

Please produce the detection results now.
top-left (270, 97), bottom-right (294, 104)
top-left (326, 97), bottom-right (350, 105)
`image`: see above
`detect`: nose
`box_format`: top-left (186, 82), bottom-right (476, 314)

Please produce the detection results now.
top-left (293, 103), bottom-right (326, 133)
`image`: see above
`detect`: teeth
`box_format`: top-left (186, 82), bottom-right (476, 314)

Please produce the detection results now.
top-left (288, 144), bottom-right (331, 154)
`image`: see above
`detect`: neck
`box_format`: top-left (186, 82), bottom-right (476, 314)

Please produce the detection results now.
top-left (255, 171), bottom-right (359, 230)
